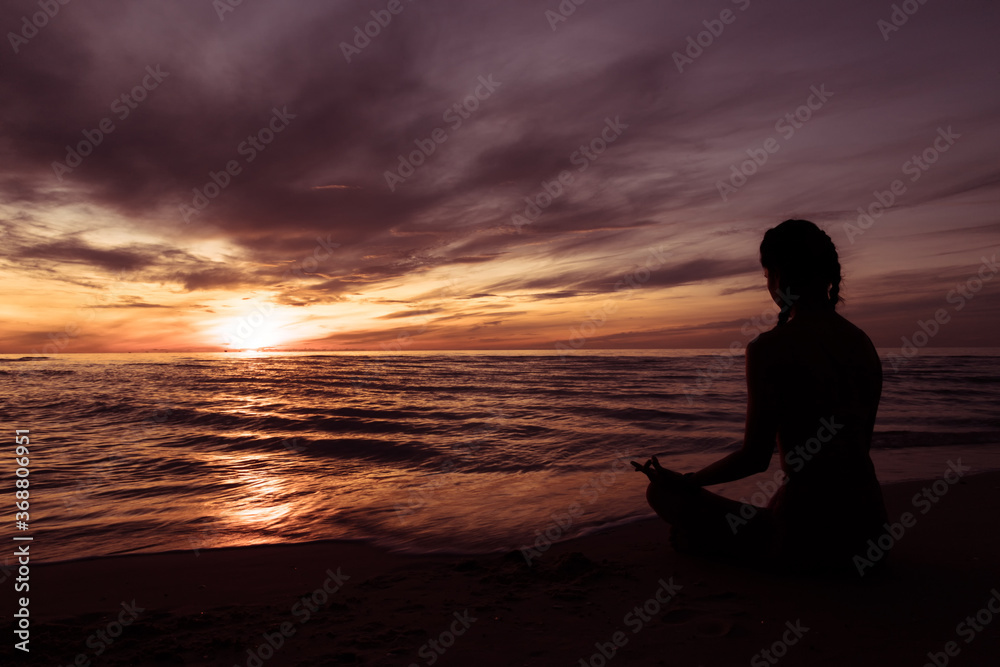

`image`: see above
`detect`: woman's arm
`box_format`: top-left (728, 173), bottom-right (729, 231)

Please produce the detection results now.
top-left (690, 338), bottom-right (779, 486)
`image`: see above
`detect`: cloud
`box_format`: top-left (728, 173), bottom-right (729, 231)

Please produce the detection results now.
top-left (174, 268), bottom-right (249, 292)
top-left (378, 307), bottom-right (446, 320)
top-left (1, 0), bottom-right (998, 350)
top-left (14, 238), bottom-right (160, 273)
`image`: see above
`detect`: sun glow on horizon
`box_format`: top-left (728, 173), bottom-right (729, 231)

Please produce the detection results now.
top-left (208, 301), bottom-right (302, 351)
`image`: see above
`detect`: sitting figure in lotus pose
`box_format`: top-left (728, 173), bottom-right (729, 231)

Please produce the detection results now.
top-left (634, 219), bottom-right (888, 573)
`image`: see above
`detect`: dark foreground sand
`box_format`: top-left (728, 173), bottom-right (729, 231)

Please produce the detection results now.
top-left (15, 472), bottom-right (1000, 666)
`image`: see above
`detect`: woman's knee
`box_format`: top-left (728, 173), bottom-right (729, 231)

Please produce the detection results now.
top-left (645, 481), bottom-right (661, 506)
top-left (645, 482), bottom-right (676, 522)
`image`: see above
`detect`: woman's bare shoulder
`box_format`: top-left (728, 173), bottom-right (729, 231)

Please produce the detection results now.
top-left (745, 327), bottom-right (782, 363)
top-left (747, 312), bottom-right (878, 362)
top-left (833, 313), bottom-right (880, 353)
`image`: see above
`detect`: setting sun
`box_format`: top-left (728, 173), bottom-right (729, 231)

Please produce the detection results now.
top-left (209, 301), bottom-right (298, 350)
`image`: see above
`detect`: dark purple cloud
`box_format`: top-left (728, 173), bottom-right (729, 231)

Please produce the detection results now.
top-left (1, 0), bottom-right (998, 350)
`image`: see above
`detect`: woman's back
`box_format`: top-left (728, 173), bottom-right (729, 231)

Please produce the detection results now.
top-left (757, 310), bottom-right (881, 473)
top-left (755, 309), bottom-right (887, 562)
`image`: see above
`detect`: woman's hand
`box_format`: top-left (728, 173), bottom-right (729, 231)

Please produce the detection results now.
top-left (631, 456), bottom-right (699, 487)
top-left (631, 455), bottom-right (665, 482)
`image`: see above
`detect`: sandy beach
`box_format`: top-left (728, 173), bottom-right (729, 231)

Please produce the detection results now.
top-left (16, 470), bottom-right (999, 666)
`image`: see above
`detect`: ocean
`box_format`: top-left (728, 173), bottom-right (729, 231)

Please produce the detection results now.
top-left (3, 350), bottom-right (999, 564)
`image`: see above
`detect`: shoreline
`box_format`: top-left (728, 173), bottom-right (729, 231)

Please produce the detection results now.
top-left (27, 442), bottom-right (1000, 568)
top-left (22, 471), bottom-right (1000, 665)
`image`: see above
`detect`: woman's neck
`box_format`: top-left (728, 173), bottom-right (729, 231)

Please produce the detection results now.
top-left (789, 295), bottom-right (834, 319)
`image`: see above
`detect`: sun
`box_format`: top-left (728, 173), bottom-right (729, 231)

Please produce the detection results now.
top-left (209, 301), bottom-right (297, 350)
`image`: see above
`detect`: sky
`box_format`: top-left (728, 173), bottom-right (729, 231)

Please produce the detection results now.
top-left (1, 0), bottom-right (998, 352)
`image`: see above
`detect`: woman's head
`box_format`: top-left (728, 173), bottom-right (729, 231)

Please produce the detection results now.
top-left (759, 219), bottom-right (841, 325)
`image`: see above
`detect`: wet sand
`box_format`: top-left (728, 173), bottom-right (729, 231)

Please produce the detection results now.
top-left (21, 471), bottom-right (1000, 666)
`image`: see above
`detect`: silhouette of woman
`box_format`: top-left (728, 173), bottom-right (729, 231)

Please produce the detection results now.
top-left (634, 220), bottom-right (888, 572)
